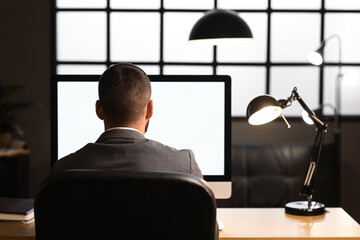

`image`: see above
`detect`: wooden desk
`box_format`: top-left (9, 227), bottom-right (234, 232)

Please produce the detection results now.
top-left (0, 208), bottom-right (359, 239)
top-left (0, 221), bottom-right (34, 240)
top-left (218, 208), bottom-right (360, 239)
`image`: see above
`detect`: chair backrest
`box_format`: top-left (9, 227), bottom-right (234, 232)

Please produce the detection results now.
top-left (35, 170), bottom-right (217, 240)
top-left (217, 142), bottom-right (339, 208)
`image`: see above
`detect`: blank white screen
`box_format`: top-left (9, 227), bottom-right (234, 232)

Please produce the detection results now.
top-left (57, 81), bottom-right (225, 176)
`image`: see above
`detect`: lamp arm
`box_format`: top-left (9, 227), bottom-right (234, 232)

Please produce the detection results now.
top-left (287, 88), bottom-right (329, 203)
top-left (290, 88), bottom-right (328, 129)
top-left (323, 34), bottom-right (342, 67)
top-left (300, 127), bottom-right (326, 199)
top-left (298, 97), bottom-right (327, 128)
top-left (319, 35), bottom-right (342, 129)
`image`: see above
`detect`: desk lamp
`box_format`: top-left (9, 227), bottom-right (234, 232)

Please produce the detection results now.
top-left (247, 87), bottom-right (328, 216)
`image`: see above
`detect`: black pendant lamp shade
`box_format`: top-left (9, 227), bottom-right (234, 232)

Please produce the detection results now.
top-left (189, 9), bottom-right (253, 44)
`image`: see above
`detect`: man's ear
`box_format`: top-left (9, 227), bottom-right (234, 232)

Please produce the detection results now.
top-left (96, 100), bottom-right (104, 120)
top-left (146, 100), bottom-right (153, 120)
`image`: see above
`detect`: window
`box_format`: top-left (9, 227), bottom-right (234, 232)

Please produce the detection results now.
top-left (53, 0), bottom-right (360, 116)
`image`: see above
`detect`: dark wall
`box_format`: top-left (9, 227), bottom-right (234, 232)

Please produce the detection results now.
top-left (0, 0), bottom-right (51, 196)
top-left (339, 122), bottom-right (360, 223)
top-left (1, 0), bottom-right (360, 223)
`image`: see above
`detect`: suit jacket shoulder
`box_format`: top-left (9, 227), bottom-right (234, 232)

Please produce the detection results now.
top-left (53, 129), bottom-right (203, 178)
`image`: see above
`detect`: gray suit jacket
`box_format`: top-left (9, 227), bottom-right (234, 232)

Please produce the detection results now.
top-left (52, 129), bottom-right (203, 178)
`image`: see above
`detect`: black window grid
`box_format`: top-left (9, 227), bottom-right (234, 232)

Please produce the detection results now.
top-left (51, 0), bottom-right (360, 118)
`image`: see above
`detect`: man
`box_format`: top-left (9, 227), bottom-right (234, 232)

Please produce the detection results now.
top-left (52, 63), bottom-right (203, 178)
top-left (53, 64), bottom-right (219, 240)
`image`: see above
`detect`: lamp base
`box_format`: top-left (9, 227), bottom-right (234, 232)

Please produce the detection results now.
top-left (285, 201), bottom-right (325, 216)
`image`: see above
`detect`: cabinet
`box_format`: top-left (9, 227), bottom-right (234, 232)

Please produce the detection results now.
top-left (0, 149), bottom-right (30, 198)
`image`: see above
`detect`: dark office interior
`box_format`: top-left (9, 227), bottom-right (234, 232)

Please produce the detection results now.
top-left (1, 0), bottom-right (360, 225)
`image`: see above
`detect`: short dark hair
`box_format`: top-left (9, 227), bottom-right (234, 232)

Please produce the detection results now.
top-left (98, 63), bottom-right (151, 125)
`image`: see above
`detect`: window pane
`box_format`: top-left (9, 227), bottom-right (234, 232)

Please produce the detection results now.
top-left (110, 13), bottom-right (160, 62)
top-left (270, 67), bottom-right (319, 116)
top-left (57, 64), bottom-right (107, 74)
top-left (325, 14), bottom-right (360, 63)
top-left (324, 67), bottom-right (360, 115)
top-left (111, 0), bottom-right (160, 9)
top-left (217, 13), bottom-right (267, 62)
top-left (217, 66), bottom-right (266, 117)
top-left (138, 65), bottom-right (160, 75)
top-left (218, 0), bottom-right (267, 9)
top-left (164, 0), bottom-right (213, 9)
top-left (271, 13), bottom-right (321, 62)
top-left (57, 12), bottom-right (107, 61)
top-left (57, 0), bottom-right (106, 8)
top-left (164, 13), bottom-right (213, 62)
top-left (272, 0), bottom-right (321, 9)
top-left (326, 0), bottom-right (360, 10)
top-left (163, 66), bottom-right (213, 74)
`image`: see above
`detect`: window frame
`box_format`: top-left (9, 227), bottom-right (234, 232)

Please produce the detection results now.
top-left (51, 0), bottom-right (360, 118)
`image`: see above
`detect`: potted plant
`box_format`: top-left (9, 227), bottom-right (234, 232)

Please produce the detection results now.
top-left (0, 83), bottom-right (36, 148)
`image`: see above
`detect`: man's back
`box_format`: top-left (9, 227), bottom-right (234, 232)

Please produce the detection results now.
top-left (53, 129), bottom-right (203, 178)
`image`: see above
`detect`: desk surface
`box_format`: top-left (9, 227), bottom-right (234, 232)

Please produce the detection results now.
top-left (0, 208), bottom-right (359, 240)
top-left (218, 208), bottom-right (360, 239)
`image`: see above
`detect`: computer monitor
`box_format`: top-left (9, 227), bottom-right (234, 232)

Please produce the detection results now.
top-left (52, 75), bottom-right (231, 199)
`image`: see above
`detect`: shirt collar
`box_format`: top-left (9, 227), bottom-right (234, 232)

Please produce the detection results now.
top-left (105, 127), bottom-right (143, 135)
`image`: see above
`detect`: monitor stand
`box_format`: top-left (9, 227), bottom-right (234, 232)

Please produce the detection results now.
top-left (207, 182), bottom-right (232, 199)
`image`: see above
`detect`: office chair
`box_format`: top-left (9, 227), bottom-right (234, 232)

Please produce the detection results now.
top-left (34, 170), bottom-right (217, 240)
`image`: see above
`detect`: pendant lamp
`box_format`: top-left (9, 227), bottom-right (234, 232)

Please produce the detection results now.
top-left (189, 9), bottom-right (253, 45)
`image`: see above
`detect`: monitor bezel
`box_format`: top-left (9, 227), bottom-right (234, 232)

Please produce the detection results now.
top-left (51, 74), bottom-right (231, 182)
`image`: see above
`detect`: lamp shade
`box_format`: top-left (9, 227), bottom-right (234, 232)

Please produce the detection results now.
top-left (189, 9), bottom-right (253, 45)
top-left (307, 49), bottom-right (323, 65)
top-left (247, 95), bottom-right (282, 125)
top-left (308, 43), bottom-right (325, 66)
